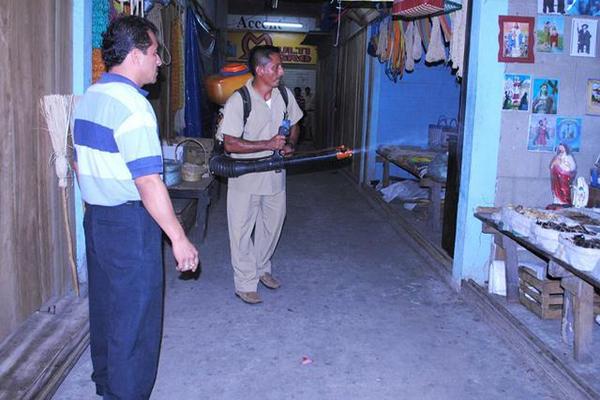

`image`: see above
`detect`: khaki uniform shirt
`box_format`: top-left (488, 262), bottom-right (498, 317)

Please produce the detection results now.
top-left (217, 78), bottom-right (303, 195)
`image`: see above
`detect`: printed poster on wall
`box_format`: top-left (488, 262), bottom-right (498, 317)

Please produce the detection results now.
top-left (556, 117), bottom-right (582, 152)
top-left (503, 74), bottom-right (531, 111)
top-left (570, 18), bottom-right (597, 57)
top-left (586, 79), bottom-right (600, 115)
top-left (528, 115), bottom-right (557, 152)
top-left (538, 0), bottom-right (600, 16)
top-left (226, 31), bottom-right (318, 65)
top-left (532, 78), bottom-right (559, 114)
top-left (535, 15), bottom-right (564, 53)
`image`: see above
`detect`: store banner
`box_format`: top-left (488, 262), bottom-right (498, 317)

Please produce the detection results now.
top-left (226, 31), bottom-right (318, 65)
top-left (227, 15), bottom-right (316, 32)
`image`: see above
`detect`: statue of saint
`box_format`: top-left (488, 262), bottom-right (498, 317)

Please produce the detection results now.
top-left (550, 143), bottom-right (576, 206)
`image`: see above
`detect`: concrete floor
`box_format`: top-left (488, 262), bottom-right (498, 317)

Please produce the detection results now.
top-left (54, 169), bottom-right (558, 400)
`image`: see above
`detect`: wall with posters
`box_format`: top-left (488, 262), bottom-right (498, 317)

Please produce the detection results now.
top-left (496, 0), bottom-right (600, 207)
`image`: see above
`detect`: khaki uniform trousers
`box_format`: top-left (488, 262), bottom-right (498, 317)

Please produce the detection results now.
top-left (227, 187), bottom-right (286, 292)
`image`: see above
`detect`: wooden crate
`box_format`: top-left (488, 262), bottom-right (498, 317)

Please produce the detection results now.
top-left (518, 266), bottom-right (600, 320)
top-left (518, 266), bottom-right (564, 320)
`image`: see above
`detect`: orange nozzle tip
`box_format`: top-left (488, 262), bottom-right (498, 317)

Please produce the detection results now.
top-left (336, 150), bottom-right (353, 160)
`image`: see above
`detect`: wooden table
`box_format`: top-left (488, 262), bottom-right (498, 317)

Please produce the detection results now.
top-left (376, 146), bottom-right (446, 230)
top-left (475, 211), bottom-right (600, 363)
top-left (168, 176), bottom-right (216, 241)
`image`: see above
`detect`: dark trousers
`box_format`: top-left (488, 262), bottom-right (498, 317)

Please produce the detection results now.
top-left (84, 202), bottom-right (163, 399)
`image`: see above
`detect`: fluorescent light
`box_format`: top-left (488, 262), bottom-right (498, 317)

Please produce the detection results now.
top-left (263, 21), bottom-right (303, 29)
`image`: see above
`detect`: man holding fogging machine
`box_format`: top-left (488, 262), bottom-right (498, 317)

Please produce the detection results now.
top-left (217, 45), bottom-right (303, 304)
top-left (73, 16), bottom-right (198, 398)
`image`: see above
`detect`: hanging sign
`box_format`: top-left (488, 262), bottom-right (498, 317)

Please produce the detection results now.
top-left (227, 14), bottom-right (316, 32)
top-left (226, 31), bottom-right (318, 65)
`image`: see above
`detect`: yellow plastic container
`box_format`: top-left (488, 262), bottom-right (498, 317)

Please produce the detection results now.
top-left (205, 63), bottom-right (252, 105)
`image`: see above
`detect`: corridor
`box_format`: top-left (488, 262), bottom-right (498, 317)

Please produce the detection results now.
top-left (54, 170), bottom-right (556, 399)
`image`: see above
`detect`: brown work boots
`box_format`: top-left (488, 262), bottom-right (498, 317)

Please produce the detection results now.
top-left (235, 273), bottom-right (281, 304)
top-left (235, 291), bottom-right (262, 304)
top-left (259, 272), bottom-right (280, 289)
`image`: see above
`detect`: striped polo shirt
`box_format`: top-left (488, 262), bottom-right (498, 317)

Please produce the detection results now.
top-left (73, 73), bottom-right (163, 206)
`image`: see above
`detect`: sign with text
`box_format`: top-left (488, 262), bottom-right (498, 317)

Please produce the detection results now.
top-left (226, 31), bottom-right (318, 65)
top-left (227, 14), bottom-right (316, 32)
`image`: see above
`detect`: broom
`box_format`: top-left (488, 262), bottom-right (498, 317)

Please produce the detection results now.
top-left (41, 94), bottom-right (79, 296)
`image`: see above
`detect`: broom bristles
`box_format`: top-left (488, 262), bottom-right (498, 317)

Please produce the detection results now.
top-left (41, 94), bottom-right (74, 187)
top-left (41, 94), bottom-right (73, 152)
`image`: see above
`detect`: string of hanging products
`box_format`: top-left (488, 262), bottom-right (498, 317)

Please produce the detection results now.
top-left (366, 0), bottom-right (467, 82)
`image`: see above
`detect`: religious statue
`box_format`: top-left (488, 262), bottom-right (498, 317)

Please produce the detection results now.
top-left (550, 143), bottom-right (576, 206)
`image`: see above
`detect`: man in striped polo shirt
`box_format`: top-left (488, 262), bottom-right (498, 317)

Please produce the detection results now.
top-left (73, 16), bottom-right (198, 399)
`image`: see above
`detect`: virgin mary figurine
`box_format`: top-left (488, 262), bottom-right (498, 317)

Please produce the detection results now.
top-left (550, 143), bottom-right (576, 206)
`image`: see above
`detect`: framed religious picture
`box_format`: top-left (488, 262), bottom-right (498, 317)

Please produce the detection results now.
top-left (586, 79), bottom-right (600, 115)
top-left (535, 16), bottom-right (565, 53)
top-left (538, 0), bottom-right (567, 15)
top-left (532, 78), bottom-right (559, 114)
top-left (498, 16), bottom-right (535, 63)
top-left (570, 18), bottom-right (597, 57)
top-left (528, 114), bottom-right (557, 152)
top-left (503, 74), bottom-right (532, 111)
top-left (555, 117), bottom-right (582, 152)
top-left (565, 0), bottom-right (600, 16)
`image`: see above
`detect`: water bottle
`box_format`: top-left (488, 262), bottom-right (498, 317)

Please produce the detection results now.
top-left (278, 119), bottom-right (291, 138)
top-left (591, 167), bottom-right (599, 188)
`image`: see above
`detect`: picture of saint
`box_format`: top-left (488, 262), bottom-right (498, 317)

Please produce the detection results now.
top-left (503, 74), bottom-right (531, 111)
top-left (555, 117), bottom-right (582, 152)
top-left (567, 0), bottom-right (592, 15)
top-left (503, 22), bottom-right (529, 58)
top-left (538, 0), bottom-right (567, 14)
top-left (586, 79), bottom-right (600, 115)
top-left (570, 18), bottom-right (597, 57)
top-left (527, 115), bottom-right (556, 152)
top-left (542, 0), bottom-right (600, 15)
top-left (532, 78), bottom-right (559, 114)
top-left (535, 16), bottom-right (564, 53)
top-left (498, 16), bottom-right (535, 63)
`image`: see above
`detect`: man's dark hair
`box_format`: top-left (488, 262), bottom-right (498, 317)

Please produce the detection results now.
top-left (247, 45), bottom-right (281, 76)
top-left (101, 16), bottom-right (158, 70)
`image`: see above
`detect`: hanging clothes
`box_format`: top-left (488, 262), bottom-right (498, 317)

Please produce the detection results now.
top-left (386, 20), bottom-right (405, 82)
top-left (425, 17), bottom-right (446, 63)
top-left (404, 21), bottom-right (415, 72)
top-left (413, 21), bottom-right (423, 61)
top-left (171, 12), bottom-right (185, 132)
top-left (368, 20), bottom-right (380, 58)
top-left (183, 6), bottom-right (206, 137)
top-left (439, 14), bottom-right (452, 44)
top-left (449, 0), bottom-right (468, 78)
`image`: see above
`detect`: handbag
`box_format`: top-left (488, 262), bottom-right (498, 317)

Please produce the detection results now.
top-left (392, 0), bottom-right (444, 18)
top-left (428, 116), bottom-right (458, 149)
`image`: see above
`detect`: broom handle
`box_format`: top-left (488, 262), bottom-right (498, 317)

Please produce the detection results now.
top-left (62, 188), bottom-right (80, 296)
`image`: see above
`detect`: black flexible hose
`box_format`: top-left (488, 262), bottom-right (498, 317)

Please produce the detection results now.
top-left (209, 148), bottom-right (351, 178)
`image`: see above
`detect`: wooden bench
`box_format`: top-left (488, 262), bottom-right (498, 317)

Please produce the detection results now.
top-left (476, 211), bottom-right (600, 363)
top-left (376, 146), bottom-right (446, 231)
top-left (168, 176), bottom-right (216, 241)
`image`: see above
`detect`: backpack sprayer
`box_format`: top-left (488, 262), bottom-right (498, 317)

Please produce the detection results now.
top-left (204, 64), bottom-right (353, 178)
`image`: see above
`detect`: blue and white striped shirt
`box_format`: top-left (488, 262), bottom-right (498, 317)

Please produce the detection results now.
top-left (73, 73), bottom-right (163, 206)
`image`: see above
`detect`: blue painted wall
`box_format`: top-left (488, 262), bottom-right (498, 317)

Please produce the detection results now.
top-left (453, 0), bottom-right (508, 285)
top-left (370, 57), bottom-right (461, 181)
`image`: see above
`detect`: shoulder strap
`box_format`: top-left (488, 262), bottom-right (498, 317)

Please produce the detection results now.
top-left (237, 86), bottom-right (251, 126)
top-left (278, 83), bottom-right (289, 119)
top-left (236, 86), bottom-right (251, 139)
